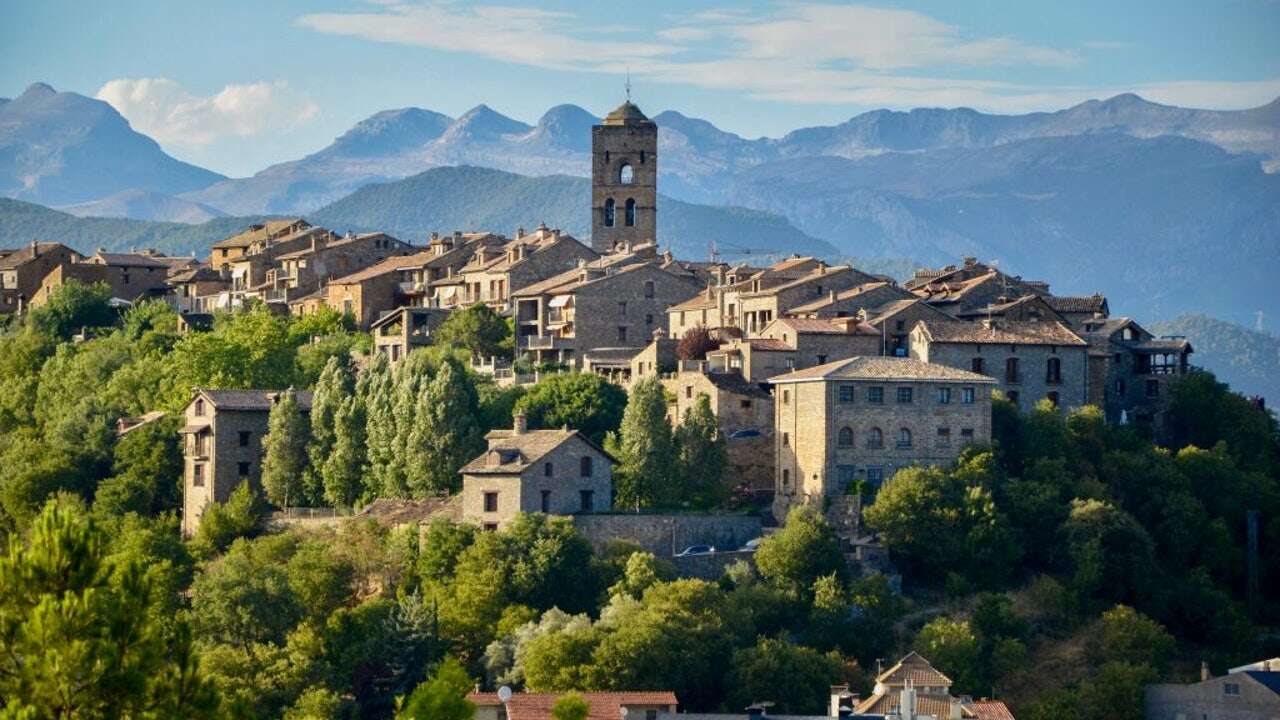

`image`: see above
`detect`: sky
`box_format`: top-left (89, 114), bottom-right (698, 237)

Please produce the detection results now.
top-left (2, 0), bottom-right (1278, 178)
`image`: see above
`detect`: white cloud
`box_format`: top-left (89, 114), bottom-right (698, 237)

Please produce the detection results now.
top-left (96, 77), bottom-right (319, 149)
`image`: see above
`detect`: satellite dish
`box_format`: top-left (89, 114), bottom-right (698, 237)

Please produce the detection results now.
top-left (498, 686), bottom-right (513, 703)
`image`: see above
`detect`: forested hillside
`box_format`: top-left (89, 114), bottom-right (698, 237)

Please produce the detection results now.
top-left (1151, 314), bottom-right (1280, 402)
top-left (0, 282), bottom-right (1276, 719)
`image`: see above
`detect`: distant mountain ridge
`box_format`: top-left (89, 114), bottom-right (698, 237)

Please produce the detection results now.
top-left (1150, 314), bottom-right (1280, 402)
top-left (0, 83), bottom-right (225, 205)
top-left (58, 189), bottom-right (227, 224)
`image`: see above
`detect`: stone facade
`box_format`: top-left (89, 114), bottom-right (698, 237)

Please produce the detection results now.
top-left (371, 306), bottom-right (452, 362)
top-left (178, 389), bottom-right (313, 537)
top-left (737, 264), bottom-right (877, 336)
top-left (459, 417), bottom-right (614, 531)
top-left (458, 227), bottom-right (598, 312)
top-left (270, 232), bottom-right (414, 304)
top-left (662, 369), bottom-right (776, 495)
top-left (30, 255), bottom-right (171, 308)
top-left (1145, 665), bottom-right (1280, 720)
top-left (571, 512), bottom-right (762, 557)
top-left (628, 335), bottom-right (679, 381)
top-left (911, 319), bottom-right (1089, 413)
top-left (209, 218), bottom-right (309, 271)
top-left (591, 101), bottom-right (658, 253)
top-left (0, 241), bottom-right (83, 313)
top-left (769, 357), bottom-right (994, 518)
top-left (1080, 316), bottom-right (1194, 429)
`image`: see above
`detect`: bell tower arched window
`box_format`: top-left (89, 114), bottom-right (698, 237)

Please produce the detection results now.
top-left (604, 198), bottom-right (615, 227)
top-left (619, 163), bottom-right (634, 184)
top-left (625, 198), bottom-right (636, 227)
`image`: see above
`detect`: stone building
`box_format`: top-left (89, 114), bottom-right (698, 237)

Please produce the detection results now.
top-left (1079, 316), bottom-right (1194, 428)
top-left (370, 306), bottom-right (451, 362)
top-left (209, 218), bottom-right (309, 271)
top-left (1145, 658), bottom-right (1280, 720)
top-left (851, 652), bottom-right (1017, 720)
top-left (168, 266), bottom-right (230, 314)
top-left (910, 318), bottom-right (1089, 412)
top-left (30, 251), bottom-right (172, 308)
top-left (459, 413), bottom-right (614, 531)
top-left (908, 258), bottom-right (1052, 318)
top-left (628, 330), bottom-right (679, 381)
top-left (457, 225), bottom-right (597, 312)
top-left (769, 356), bottom-right (994, 517)
top-left (786, 280), bottom-right (917, 319)
top-left (512, 260), bottom-right (699, 368)
top-left (662, 368), bottom-right (776, 496)
top-left (591, 99), bottom-right (658, 254)
top-left (224, 225), bottom-right (339, 304)
top-left (0, 241), bottom-right (82, 314)
top-left (706, 316), bottom-right (881, 383)
top-left (470, 691), bottom-right (677, 720)
top-left (665, 257), bottom-right (819, 339)
top-left (267, 232), bottom-right (415, 304)
top-left (178, 388), bottom-right (313, 537)
top-left (736, 264), bottom-right (878, 336)
top-left (1046, 293), bottom-right (1110, 328)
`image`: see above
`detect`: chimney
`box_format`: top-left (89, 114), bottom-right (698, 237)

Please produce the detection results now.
top-left (829, 289), bottom-right (837, 302)
top-left (1201, 660), bottom-right (1211, 681)
top-left (30, 239), bottom-right (38, 257)
top-left (516, 226), bottom-right (525, 239)
top-left (513, 411), bottom-right (527, 435)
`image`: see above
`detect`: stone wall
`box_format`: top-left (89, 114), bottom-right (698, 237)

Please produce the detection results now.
top-left (572, 513), bottom-right (762, 557)
top-left (672, 549), bottom-right (756, 579)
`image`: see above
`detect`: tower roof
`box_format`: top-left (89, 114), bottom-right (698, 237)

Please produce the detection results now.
top-left (602, 100), bottom-right (653, 126)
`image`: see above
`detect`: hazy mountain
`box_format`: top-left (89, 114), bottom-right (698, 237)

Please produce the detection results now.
top-left (0, 83), bottom-right (225, 205)
top-left (58, 189), bottom-right (227, 223)
top-left (0, 197), bottom-right (273, 257)
top-left (1150, 314), bottom-right (1280, 401)
top-left (309, 165), bottom-right (836, 261)
top-left (723, 133), bottom-right (1280, 325)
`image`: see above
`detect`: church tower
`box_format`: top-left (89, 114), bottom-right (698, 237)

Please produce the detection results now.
top-left (591, 99), bottom-right (657, 254)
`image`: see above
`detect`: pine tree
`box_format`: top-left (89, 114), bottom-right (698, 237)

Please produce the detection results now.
top-left (260, 388), bottom-right (310, 509)
top-left (674, 393), bottom-right (728, 508)
top-left (322, 394), bottom-right (367, 508)
top-left (611, 377), bottom-right (676, 509)
top-left (309, 356), bottom-right (354, 500)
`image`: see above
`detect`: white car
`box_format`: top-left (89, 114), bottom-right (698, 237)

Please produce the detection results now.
top-left (675, 544), bottom-right (716, 557)
top-left (742, 537), bottom-right (763, 552)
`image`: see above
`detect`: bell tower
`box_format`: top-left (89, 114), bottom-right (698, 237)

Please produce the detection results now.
top-left (591, 97), bottom-right (657, 254)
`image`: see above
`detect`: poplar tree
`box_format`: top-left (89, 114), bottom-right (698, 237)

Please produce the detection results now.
top-left (608, 377), bottom-right (675, 509)
top-left (407, 359), bottom-right (483, 497)
top-left (261, 388), bottom-right (309, 509)
top-left (674, 393), bottom-right (728, 508)
top-left (361, 353), bottom-right (400, 498)
top-left (309, 356), bottom-right (354, 499)
top-left (322, 394), bottom-right (367, 508)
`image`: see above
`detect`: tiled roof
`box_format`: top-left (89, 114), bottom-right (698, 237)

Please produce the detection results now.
top-left (460, 429), bottom-right (614, 475)
top-left (1133, 338), bottom-right (1192, 353)
top-left (739, 265), bottom-right (861, 298)
top-left (92, 252), bottom-right (168, 268)
top-left (786, 280), bottom-right (911, 314)
top-left (210, 219), bottom-right (305, 249)
top-left (1243, 671), bottom-right (1280, 695)
top-left (510, 261), bottom-right (645, 298)
top-left (702, 371), bottom-right (774, 399)
top-left (878, 651), bottom-right (953, 687)
top-left (329, 251), bottom-right (435, 285)
top-left (769, 255), bottom-right (816, 272)
top-left (917, 319), bottom-right (1086, 346)
top-left (274, 231), bottom-right (402, 261)
top-left (1046, 294), bottom-right (1107, 313)
top-left (198, 388), bottom-right (314, 411)
top-left (739, 338), bottom-right (792, 351)
top-left (169, 267), bottom-right (225, 284)
top-left (855, 692), bottom-right (957, 718)
top-left (668, 288), bottom-right (718, 312)
top-left (769, 356), bottom-right (994, 384)
top-left (771, 317), bottom-right (878, 335)
top-left (966, 699), bottom-right (1017, 720)
top-left (468, 692), bottom-right (677, 720)
top-left (0, 242), bottom-right (76, 269)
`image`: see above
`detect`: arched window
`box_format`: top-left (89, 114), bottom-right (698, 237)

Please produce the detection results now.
top-left (619, 163), bottom-right (634, 184)
top-left (866, 427), bottom-right (883, 449)
top-left (838, 427), bottom-right (854, 447)
top-left (604, 198), bottom-right (615, 227)
top-left (897, 428), bottom-right (913, 449)
top-left (1046, 357), bottom-right (1062, 384)
top-left (625, 198), bottom-right (636, 227)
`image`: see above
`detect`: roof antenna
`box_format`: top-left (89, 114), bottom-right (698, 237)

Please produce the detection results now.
top-left (625, 67), bottom-right (632, 102)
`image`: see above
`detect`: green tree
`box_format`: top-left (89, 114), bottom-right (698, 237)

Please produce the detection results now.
top-left (521, 623), bottom-right (604, 692)
top-left (27, 279), bottom-right (117, 340)
top-left (755, 505), bottom-right (845, 597)
top-left (191, 533), bottom-right (305, 649)
top-left (607, 551), bottom-right (675, 599)
top-left (309, 356), bottom-right (354, 498)
top-left (404, 358), bottom-right (483, 497)
top-left (165, 307), bottom-right (296, 407)
top-left (0, 500), bottom-right (222, 718)
top-left (1075, 661), bottom-right (1159, 720)
top-left (435, 303), bottom-right (511, 358)
top-left (551, 693), bottom-right (590, 720)
top-left (189, 480), bottom-right (262, 559)
top-left (95, 416), bottom-right (182, 516)
top-left (284, 686), bottom-right (346, 720)
top-left (261, 388), bottom-right (310, 508)
top-left (322, 394), bottom-right (368, 507)
top-left (727, 636), bottom-right (844, 714)
top-left (913, 617), bottom-right (981, 694)
top-left (1061, 499), bottom-right (1155, 607)
top-left (673, 393), bottom-right (728, 508)
top-left (513, 372), bottom-right (627, 444)
top-left (608, 377), bottom-right (675, 509)
top-left (1091, 605), bottom-right (1175, 672)
top-left (397, 657), bottom-right (475, 720)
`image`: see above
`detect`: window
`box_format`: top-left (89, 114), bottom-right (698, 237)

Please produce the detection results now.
top-left (541, 490), bottom-right (551, 513)
top-left (837, 465), bottom-right (858, 485)
top-left (866, 427), bottom-right (883, 449)
top-left (644, 281), bottom-right (655, 299)
top-left (194, 399), bottom-right (205, 417)
top-left (816, 354), bottom-right (827, 365)
top-left (741, 398), bottom-right (753, 410)
top-left (936, 427), bottom-right (951, 447)
top-left (625, 198), bottom-right (636, 227)
top-left (617, 326), bottom-right (627, 343)
top-left (1146, 379), bottom-right (1160, 398)
top-left (962, 387), bottom-right (975, 404)
top-left (839, 384), bottom-right (856, 403)
top-left (484, 492), bottom-right (499, 512)
top-left (619, 163), bottom-right (634, 184)
top-left (483, 523), bottom-right (499, 532)
top-left (192, 463), bottom-right (204, 487)
top-left (239, 430), bottom-right (251, 447)
top-left (971, 358), bottom-right (984, 374)
top-left (580, 456), bottom-right (593, 477)
top-left (867, 387), bottom-right (884, 404)
top-left (1046, 391), bottom-right (1060, 406)
top-left (1224, 683), bottom-right (1240, 696)
top-left (897, 428), bottom-right (913, 449)
top-left (645, 710), bottom-right (658, 720)
top-left (838, 427), bottom-right (854, 447)
top-left (1046, 357), bottom-right (1062, 384)
top-left (781, 469), bottom-right (790, 489)
top-left (1115, 379), bottom-right (1126, 395)
top-left (604, 198), bottom-right (616, 227)
top-left (238, 462), bottom-right (250, 476)
top-left (645, 314), bottom-right (654, 325)
top-left (961, 428), bottom-right (975, 443)
top-left (686, 385), bottom-right (693, 399)
top-left (579, 490), bottom-right (595, 512)
top-left (1005, 357), bottom-right (1020, 382)
top-left (937, 387), bottom-right (952, 404)
top-left (1007, 391), bottom-right (1020, 405)
top-left (544, 462), bottom-right (553, 477)
top-left (866, 466), bottom-right (884, 486)
top-left (618, 301), bottom-right (627, 317)
top-left (897, 387), bottom-right (913, 404)
top-left (782, 390), bottom-right (790, 405)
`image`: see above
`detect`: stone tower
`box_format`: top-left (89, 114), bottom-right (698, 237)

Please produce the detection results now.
top-left (591, 100), bottom-right (657, 254)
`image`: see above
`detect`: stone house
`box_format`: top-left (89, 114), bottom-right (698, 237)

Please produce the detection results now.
top-left (1145, 658), bottom-right (1280, 720)
top-left (664, 257), bottom-right (813, 339)
top-left (628, 331), bottom-right (679, 381)
top-left (705, 316), bottom-right (881, 383)
top-left (459, 414), bottom-right (614, 531)
top-left (322, 251), bottom-right (437, 329)
top-left (470, 691), bottom-right (677, 720)
top-left (511, 260), bottom-right (700, 368)
top-left (910, 318), bottom-right (1089, 412)
top-left (706, 337), bottom-right (797, 383)
top-left (1079, 316), bottom-right (1194, 428)
top-left (225, 225), bottom-right (338, 302)
top-left (0, 241), bottom-right (82, 314)
top-left (457, 225), bottom-right (597, 312)
top-left (785, 280), bottom-right (917, 319)
top-left (1046, 293), bottom-right (1110, 328)
top-left (209, 218), bottom-right (309, 271)
top-left (908, 258), bottom-right (1052, 318)
top-left (662, 368), bottom-right (776, 496)
top-left (862, 298), bottom-right (957, 357)
top-left (265, 231), bottom-right (414, 305)
top-left (769, 356), bottom-right (994, 517)
top-left (177, 388), bottom-right (313, 537)
top-left (167, 266), bottom-right (230, 314)
top-left (370, 306), bottom-right (452, 362)
top-left (736, 263), bottom-right (878, 336)
top-left (30, 252), bottom-right (172, 308)
top-left (851, 652), bottom-right (1017, 720)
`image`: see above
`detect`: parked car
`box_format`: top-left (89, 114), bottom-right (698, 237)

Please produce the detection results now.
top-left (741, 537), bottom-right (763, 552)
top-left (675, 544), bottom-right (716, 557)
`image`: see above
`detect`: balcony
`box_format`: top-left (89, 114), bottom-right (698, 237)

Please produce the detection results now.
top-left (523, 334), bottom-right (574, 350)
top-left (398, 281), bottom-right (427, 294)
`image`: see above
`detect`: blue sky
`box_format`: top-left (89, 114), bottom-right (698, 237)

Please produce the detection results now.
top-left (3, 0), bottom-right (1277, 177)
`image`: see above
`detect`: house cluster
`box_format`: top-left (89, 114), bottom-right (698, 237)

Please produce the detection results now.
top-left (465, 651), bottom-right (1017, 719)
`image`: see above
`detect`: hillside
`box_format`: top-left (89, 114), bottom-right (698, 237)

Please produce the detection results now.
top-left (309, 165), bottom-right (837, 260)
top-left (0, 83), bottom-right (224, 205)
top-left (58, 189), bottom-right (227, 223)
top-left (1151, 314), bottom-right (1280, 401)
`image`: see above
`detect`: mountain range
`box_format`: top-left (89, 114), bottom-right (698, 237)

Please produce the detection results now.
top-left (2, 82), bottom-right (1278, 330)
